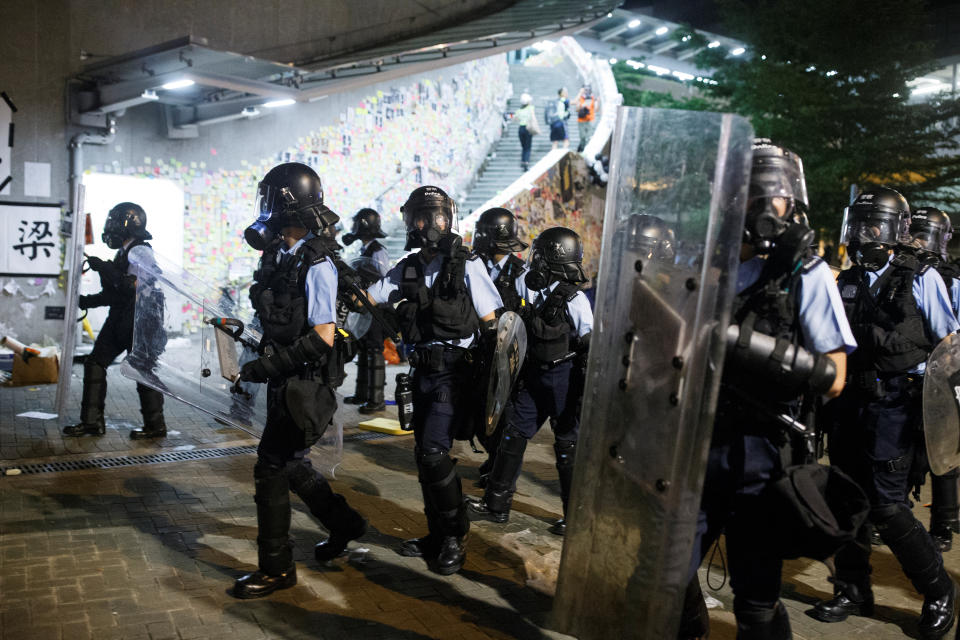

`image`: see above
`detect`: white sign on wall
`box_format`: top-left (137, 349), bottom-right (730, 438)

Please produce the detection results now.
top-left (0, 202), bottom-right (62, 275)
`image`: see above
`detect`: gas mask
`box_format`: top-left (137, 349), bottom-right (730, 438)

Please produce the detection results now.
top-left (342, 233), bottom-right (359, 246)
top-left (848, 241), bottom-right (890, 271)
top-left (744, 197), bottom-right (797, 253)
top-left (524, 253), bottom-right (553, 291)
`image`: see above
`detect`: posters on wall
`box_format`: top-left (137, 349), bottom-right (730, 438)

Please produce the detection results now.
top-left (0, 202), bottom-right (62, 276)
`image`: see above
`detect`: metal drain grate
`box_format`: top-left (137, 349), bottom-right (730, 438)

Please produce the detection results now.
top-left (1, 431), bottom-right (395, 476)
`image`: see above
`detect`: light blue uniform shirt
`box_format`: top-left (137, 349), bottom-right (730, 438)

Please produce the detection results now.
top-left (485, 255), bottom-right (517, 281)
top-left (738, 256), bottom-right (857, 355)
top-left (279, 234), bottom-right (337, 327)
top-left (514, 277), bottom-right (594, 338)
top-left (368, 250), bottom-right (503, 348)
top-left (950, 278), bottom-right (960, 318)
top-left (859, 254), bottom-right (959, 373)
top-left (363, 240), bottom-right (391, 277)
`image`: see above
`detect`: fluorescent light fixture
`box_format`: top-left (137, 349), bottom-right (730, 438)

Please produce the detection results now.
top-left (655, 26), bottom-right (669, 35)
top-left (609, 58), bottom-right (618, 64)
top-left (626, 60), bottom-right (645, 69)
top-left (161, 79), bottom-right (195, 90)
top-left (893, 93), bottom-right (901, 98)
top-left (825, 69), bottom-right (838, 77)
top-left (628, 19), bottom-right (642, 28)
top-left (607, 12), bottom-right (613, 17)
top-left (681, 35), bottom-right (691, 42)
top-left (731, 47), bottom-right (746, 56)
top-left (141, 90), bottom-right (158, 100)
top-left (673, 71), bottom-right (694, 81)
top-left (761, 54), bottom-right (767, 60)
top-left (242, 107), bottom-right (260, 117)
top-left (912, 82), bottom-right (946, 96)
top-left (647, 64), bottom-right (669, 75)
top-left (263, 99), bottom-right (296, 108)
top-left (805, 65), bottom-right (817, 72)
top-left (708, 40), bottom-right (720, 48)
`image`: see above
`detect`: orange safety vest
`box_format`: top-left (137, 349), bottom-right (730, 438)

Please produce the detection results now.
top-left (577, 95), bottom-right (596, 122)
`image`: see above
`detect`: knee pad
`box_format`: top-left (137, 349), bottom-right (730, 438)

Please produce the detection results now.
top-left (500, 426), bottom-right (529, 456)
top-left (870, 502), bottom-right (911, 537)
top-left (285, 459), bottom-right (319, 493)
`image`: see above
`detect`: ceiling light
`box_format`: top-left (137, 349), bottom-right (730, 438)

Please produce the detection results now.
top-left (241, 107), bottom-right (260, 117)
top-left (161, 79), bottom-right (195, 90)
top-left (730, 47), bottom-right (746, 56)
top-left (628, 19), bottom-right (641, 28)
top-left (655, 26), bottom-right (669, 35)
top-left (708, 41), bottom-right (720, 48)
top-left (609, 58), bottom-right (618, 64)
top-left (647, 64), bottom-right (669, 75)
top-left (263, 99), bottom-right (295, 108)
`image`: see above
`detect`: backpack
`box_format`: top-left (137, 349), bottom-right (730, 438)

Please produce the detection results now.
top-left (545, 102), bottom-right (560, 126)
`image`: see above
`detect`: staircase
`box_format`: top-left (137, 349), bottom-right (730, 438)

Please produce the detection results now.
top-left (459, 62), bottom-right (582, 216)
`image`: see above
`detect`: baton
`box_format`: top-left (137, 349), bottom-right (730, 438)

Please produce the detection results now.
top-left (335, 260), bottom-right (402, 344)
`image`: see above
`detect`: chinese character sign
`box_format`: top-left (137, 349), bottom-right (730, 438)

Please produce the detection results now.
top-left (1, 203), bottom-right (62, 275)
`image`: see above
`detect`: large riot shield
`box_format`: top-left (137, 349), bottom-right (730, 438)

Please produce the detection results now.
top-left (55, 184), bottom-right (86, 425)
top-left (120, 248), bottom-right (343, 477)
top-left (552, 107), bottom-right (753, 639)
top-left (924, 333), bottom-right (960, 475)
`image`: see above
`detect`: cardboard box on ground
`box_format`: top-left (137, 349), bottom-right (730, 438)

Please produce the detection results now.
top-left (10, 352), bottom-right (59, 385)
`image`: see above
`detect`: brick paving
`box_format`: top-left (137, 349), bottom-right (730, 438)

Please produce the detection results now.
top-left (0, 362), bottom-right (958, 638)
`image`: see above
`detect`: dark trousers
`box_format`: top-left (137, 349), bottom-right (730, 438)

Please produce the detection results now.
top-left (518, 126), bottom-right (533, 164)
top-left (509, 361), bottom-right (579, 442)
top-left (827, 374), bottom-right (949, 598)
top-left (690, 423), bottom-right (784, 614)
top-left (254, 378), bottom-right (363, 574)
top-left (87, 311), bottom-right (164, 426)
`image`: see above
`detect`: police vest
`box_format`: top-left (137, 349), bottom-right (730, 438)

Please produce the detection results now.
top-left (492, 255), bottom-right (525, 314)
top-left (936, 260), bottom-right (960, 308)
top-left (361, 240), bottom-right (384, 258)
top-left (394, 248), bottom-right (480, 344)
top-left (838, 252), bottom-right (932, 374)
top-left (111, 239), bottom-right (151, 315)
top-left (527, 281), bottom-right (579, 364)
top-left (251, 236), bottom-right (331, 348)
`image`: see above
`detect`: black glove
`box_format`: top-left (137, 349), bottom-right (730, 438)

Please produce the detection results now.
top-left (239, 358), bottom-right (270, 383)
top-left (78, 295), bottom-right (93, 310)
top-left (86, 256), bottom-right (107, 272)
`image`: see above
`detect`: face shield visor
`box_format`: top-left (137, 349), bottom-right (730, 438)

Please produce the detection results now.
top-left (910, 222), bottom-right (948, 254)
top-left (245, 183), bottom-right (296, 250)
top-left (839, 207), bottom-right (902, 247)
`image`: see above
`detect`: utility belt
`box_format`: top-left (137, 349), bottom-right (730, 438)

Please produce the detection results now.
top-left (848, 369), bottom-right (922, 400)
top-left (529, 350), bottom-right (577, 370)
top-left (410, 344), bottom-right (475, 372)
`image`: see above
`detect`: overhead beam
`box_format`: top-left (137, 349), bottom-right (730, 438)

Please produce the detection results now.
top-left (625, 30), bottom-right (659, 49)
top-left (652, 40), bottom-right (679, 55)
top-left (677, 46), bottom-right (704, 61)
top-left (599, 23), bottom-right (631, 42)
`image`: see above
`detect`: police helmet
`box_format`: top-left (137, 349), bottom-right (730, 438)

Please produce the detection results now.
top-left (744, 140), bottom-right (810, 252)
top-left (103, 202), bottom-right (151, 249)
top-left (401, 186), bottom-right (459, 251)
top-left (244, 162), bottom-right (338, 250)
top-left (626, 213), bottom-right (675, 261)
top-left (525, 227), bottom-right (587, 289)
top-left (910, 206), bottom-right (952, 258)
top-left (840, 187), bottom-right (909, 248)
top-left (342, 208), bottom-right (387, 246)
top-left (473, 207), bottom-right (529, 257)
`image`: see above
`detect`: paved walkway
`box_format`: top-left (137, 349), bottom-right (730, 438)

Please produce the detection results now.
top-left (0, 363), bottom-right (956, 638)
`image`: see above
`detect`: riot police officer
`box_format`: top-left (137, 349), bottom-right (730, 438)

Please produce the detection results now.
top-left (342, 208), bottom-right (391, 413)
top-left (233, 163), bottom-right (367, 599)
top-left (814, 188), bottom-right (958, 638)
top-left (908, 206), bottom-right (960, 552)
top-left (366, 186), bottom-right (502, 575)
top-left (471, 207), bottom-right (529, 485)
top-left (64, 203), bottom-right (167, 440)
top-left (467, 226), bottom-right (593, 536)
top-left (685, 141), bottom-right (856, 639)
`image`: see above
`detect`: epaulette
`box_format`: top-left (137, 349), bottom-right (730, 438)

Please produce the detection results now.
top-left (800, 254), bottom-right (823, 274)
top-left (301, 236), bottom-right (332, 265)
top-left (554, 281), bottom-right (581, 302)
top-left (891, 250), bottom-right (920, 271)
top-left (918, 263), bottom-right (932, 275)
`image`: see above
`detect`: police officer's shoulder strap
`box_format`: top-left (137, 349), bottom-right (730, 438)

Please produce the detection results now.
top-left (362, 240), bottom-right (384, 256)
top-left (541, 281), bottom-right (579, 324)
top-left (497, 254), bottom-right (525, 285)
top-left (299, 235), bottom-right (332, 266)
top-left (801, 254), bottom-right (822, 274)
top-left (397, 254), bottom-right (429, 304)
top-left (436, 247), bottom-right (473, 295)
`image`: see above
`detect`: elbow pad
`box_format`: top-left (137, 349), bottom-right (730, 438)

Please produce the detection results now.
top-left (254, 331), bottom-right (333, 380)
top-left (725, 324), bottom-right (836, 396)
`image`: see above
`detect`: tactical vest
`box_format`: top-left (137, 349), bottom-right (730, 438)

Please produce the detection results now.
top-left (361, 240), bottom-right (384, 258)
top-left (491, 254), bottom-right (525, 314)
top-left (838, 252), bottom-right (932, 374)
top-left (250, 236), bottom-right (331, 349)
top-left (112, 239), bottom-right (151, 314)
top-left (394, 248), bottom-right (480, 344)
top-left (527, 281), bottom-right (579, 364)
top-left (936, 260), bottom-right (960, 307)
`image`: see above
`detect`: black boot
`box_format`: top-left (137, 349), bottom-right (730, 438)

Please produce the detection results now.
top-left (358, 350), bottom-right (385, 414)
top-left (812, 578), bottom-right (874, 622)
top-left (735, 601), bottom-right (791, 640)
top-left (63, 360), bottom-right (107, 436)
top-left (130, 383), bottom-right (166, 439)
top-left (930, 470), bottom-right (959, 552)
top-left (399, 481), bottom-right (442, 558)
top-left (467, 427), bottom-right (527, 523)
top-left (233, 462), bottom-right (295, 599)
top-left (418, 448), bottom-right (469, 575)
top-left (920, 580), bottom-right (957, 640)
top-left (550, 440), bottom-right (576, 536)
top-left (286, 460), bottom-right (367, 562)
top-left (345, 352), bottom-right (368, 404)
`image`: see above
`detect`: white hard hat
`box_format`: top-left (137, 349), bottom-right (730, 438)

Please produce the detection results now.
top-left (520, 93), bottom-right (532, 105)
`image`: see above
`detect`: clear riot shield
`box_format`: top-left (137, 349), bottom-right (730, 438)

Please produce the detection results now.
top-left (552, 108), bottom-right (753, 640)
top-left (120, 248), bottom-right (344, 478)
top-left (55, 184), bottom-right (86, 425)
top-left (924, 333), bottom-right (960, 475)
top-left (483, 311), bottom-right (527, 436)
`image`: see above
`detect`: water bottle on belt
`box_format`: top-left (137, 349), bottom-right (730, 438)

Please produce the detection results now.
top-left (395, 372), bottom-right (414, 431)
